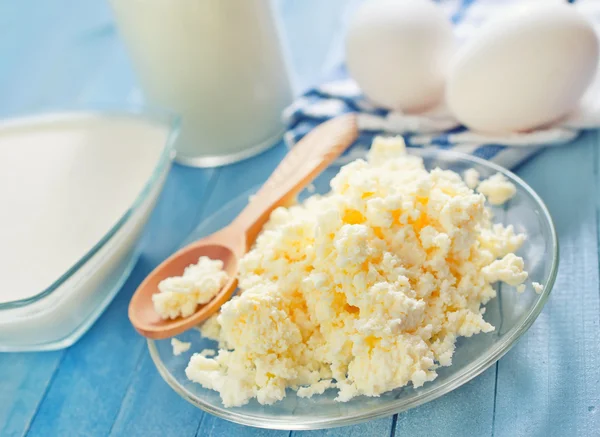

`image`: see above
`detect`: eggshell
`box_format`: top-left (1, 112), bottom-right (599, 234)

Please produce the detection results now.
top-left (446, 2), bottom-right (599, 133)
top-left (345, 0), bottom-right (455, 113)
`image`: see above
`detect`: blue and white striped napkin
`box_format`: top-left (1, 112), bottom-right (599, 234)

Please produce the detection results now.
top-left (283, 0), bottom-right (600, 169)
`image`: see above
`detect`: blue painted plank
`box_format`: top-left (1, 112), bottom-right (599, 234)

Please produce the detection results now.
top-left (107, 352), bottom-right (203, 437)
top-left (491, 133), bottom-right (600, 436)
top-left (23, 286), bottom-right (147, 437)
top-left (0, 352), bottom-right (64, 437)
top-left (195, 415), bottom-right (288, 437)
top-left (199, 143), bottom-right (287, 220)
top-left (293, 417), bottom-right (393, 437)
top-left (393, 367), bottom-right (496, 437)
top-left (139, 165), bottom-right (220, 262)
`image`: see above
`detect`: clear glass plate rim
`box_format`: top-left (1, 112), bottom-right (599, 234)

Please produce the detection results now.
top-left (147, 147), bottom-right (559, 430)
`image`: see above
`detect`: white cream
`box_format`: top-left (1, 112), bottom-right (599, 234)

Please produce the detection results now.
top-left (0, 113), bottom-right (167, 304)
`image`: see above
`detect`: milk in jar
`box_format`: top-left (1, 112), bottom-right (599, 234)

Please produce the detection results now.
top-left (110, 0), bottom-right (294, 167)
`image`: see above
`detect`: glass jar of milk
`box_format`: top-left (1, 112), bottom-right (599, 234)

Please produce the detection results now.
top-left (110, 0), bottom-right (294, 167)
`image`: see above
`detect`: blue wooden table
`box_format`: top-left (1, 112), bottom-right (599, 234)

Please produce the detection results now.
top-left (0, 1), bottom-right (599, 436)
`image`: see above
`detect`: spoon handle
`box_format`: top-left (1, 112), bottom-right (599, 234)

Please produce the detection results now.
top-left (231, 114), bottom-right (358, 245)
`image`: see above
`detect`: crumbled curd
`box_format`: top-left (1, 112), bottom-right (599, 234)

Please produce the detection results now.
top-left (186, 137), bottom-right (528, 407)
top-left (199, 348), bottom-right (216, 357)
top-left (153, 257), bottom-right (228, 319)
top-left (463, 168), bottom-right (480, 189)
top-left (477, 173), bottom-right (517, 205)
top-left (171, 338), bottom-right (191, 356)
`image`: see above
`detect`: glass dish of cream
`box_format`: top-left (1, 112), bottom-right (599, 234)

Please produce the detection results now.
top-left (0, 105), bottom-right (178, 351)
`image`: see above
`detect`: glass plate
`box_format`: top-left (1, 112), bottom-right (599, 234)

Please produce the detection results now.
top-left (147, 148), bottom-right (558, 430)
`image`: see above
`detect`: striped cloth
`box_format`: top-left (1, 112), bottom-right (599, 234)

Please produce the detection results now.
top-left (283, 0), bottom-right (599, 169)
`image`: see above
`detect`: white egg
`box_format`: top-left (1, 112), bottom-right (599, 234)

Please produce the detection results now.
top-left (446, 2), bottom-right (599, 133)
top-left (345, 0), bottom-right (455, 113)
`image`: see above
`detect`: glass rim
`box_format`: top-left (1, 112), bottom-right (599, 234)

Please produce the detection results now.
top-left (147, 147), bottom-right (559, 430)
top-left (0, 103), bottom-right (181, 310)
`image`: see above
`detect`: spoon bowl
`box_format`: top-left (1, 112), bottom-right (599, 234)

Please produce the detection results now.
top-left (129, 114), bottom-right (359, 339)
top-left (129, 229), bottom-right (244, 339)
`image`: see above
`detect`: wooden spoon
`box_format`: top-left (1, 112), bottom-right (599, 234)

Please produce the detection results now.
top-left (129, 114), bottom-right (358, 339)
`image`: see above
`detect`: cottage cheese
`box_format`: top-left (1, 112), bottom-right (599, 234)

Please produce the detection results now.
top-left (198, 314), bottom-right (221, 340)
top-left (199, 348), bottom-right (216, 357)
top-left (463, 168), bottom-right (480, 189)
top-left (186, 137), bottom-right (528, 407)
top-left (153, 257), bottom-right (228, 319)
top-left (482, 253), bottom-right (528, 286)
top-left (477, 173), bottom-right (517, 205)
top-left (532, 282), bottom-right (544, 294)
top-left (171, 338), bottom-right (192, 356)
